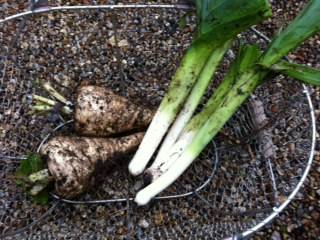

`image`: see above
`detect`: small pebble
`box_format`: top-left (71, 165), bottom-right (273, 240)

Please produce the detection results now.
top-left (271, 231), bottom-right (282, 240)
top-left (138, 219), bottom-right (150, 229)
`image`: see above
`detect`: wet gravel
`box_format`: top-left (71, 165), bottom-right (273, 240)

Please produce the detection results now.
top-left (0, 0), bottom-right (319, 239)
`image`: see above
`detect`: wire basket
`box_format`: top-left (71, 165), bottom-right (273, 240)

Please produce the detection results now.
top-left (0, 2), bottom-right (316, 239)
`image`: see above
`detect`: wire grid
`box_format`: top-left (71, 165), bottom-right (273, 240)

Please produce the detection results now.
top-left (0, 3), bottom-right (316, 240)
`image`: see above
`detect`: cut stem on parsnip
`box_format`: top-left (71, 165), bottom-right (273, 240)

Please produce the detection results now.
top-left (33, 95), bottom-right (56, 106)
top-left (29, 169), bottom-right (50, 183)
top-left (42, 82), bottom-right (73, 106)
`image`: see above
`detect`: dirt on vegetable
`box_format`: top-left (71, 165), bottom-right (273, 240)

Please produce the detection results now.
top-left (41, 132), bottom-right (144, 198)
top-left (75, 85), bottom-right (154, 137)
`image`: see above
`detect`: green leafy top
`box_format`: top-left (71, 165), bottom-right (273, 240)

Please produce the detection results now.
top-left (267, 61), bottom-right (320, 86)
top-left (16, 153), bottom-right (44, 177)
top-left (15, 153), bottom-right (49, 205)
top-left (260, 0), bottom-right (320, 67)
top-left (195, 0), bottom-right (272, 39)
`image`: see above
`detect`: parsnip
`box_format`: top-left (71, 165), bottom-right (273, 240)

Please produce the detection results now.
top-left (75, 86), bottom-right (153, 137)
top-left (33, 84), bottom-right (154, 137)
top-left (40, 132), bottom-right (144, 198)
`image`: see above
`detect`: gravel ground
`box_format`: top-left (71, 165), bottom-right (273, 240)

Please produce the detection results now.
top-left (254, 1), bottom-right (320, 239)
top-left (0, 0), bottom-right (319, 239)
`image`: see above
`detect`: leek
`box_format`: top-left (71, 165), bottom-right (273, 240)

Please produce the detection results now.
top-left (129, 0), bottom-right (272, 176)
top-left (146, 40), bottom-right (232, 180)
top-left (145, 44), bottom-right (260, 181)
top-left (135, 0), bottom-right (320, 205)
top-left (269, 61), bottom-right (320, 86)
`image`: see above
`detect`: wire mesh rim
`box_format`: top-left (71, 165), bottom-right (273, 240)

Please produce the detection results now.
top-left (233, 85), bottom-right (316, 239)
top-left (0, 4), bottom-right (317, 239)
top-left (0, 4), bottom-right (193, 25)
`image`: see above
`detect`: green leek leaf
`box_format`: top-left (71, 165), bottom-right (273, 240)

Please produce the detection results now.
top-left (260, 0), bottom-right (320, 67)
top-left (196, 0), bottom-right (272, 38)
top-left (269, 61), bottom-right (320, 86)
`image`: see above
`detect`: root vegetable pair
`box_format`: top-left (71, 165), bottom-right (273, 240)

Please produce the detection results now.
top-left (30, 85), bottom-right (153, 198)
top-left (27, 0), bottom-right (320, 204)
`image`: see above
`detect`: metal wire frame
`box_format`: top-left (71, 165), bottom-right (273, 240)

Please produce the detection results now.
top-left (0, 3), bottom-right (317, 240)
top-left (0, 4), bottom-right (193, 25)
top-left (234, 84), bottom-right (316, 239)
top-left (232, 28), bottom-right (317, 240)
top-left (0, 201), bottom-right (60, 239)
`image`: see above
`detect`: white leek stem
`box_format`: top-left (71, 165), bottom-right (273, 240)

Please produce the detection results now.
top-left (128, 111), bottom-right (172, 176)
top-left (128, 43), bottom-right (215, 176)
top-left (147, 45), bottom-right (261, 180)
top-left (135, 149), bottom-right (195, 205)
top-left (148, 42), bottom-right (231, 177)
top-left (145, 131), bottom-right (195, 180)
top-left (135, 70), bottom-right (264, 205)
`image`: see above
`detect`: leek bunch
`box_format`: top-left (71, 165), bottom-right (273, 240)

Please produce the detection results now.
top-left (129, 0), bottom-right (320, 205)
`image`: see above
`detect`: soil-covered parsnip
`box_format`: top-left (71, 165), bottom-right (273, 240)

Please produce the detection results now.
top-left (74, 85), bottom-right (154, 137)
top-left (32, 83), bottom-right (153, 136)
top-left (40, 132), bottom-right (144, 198)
